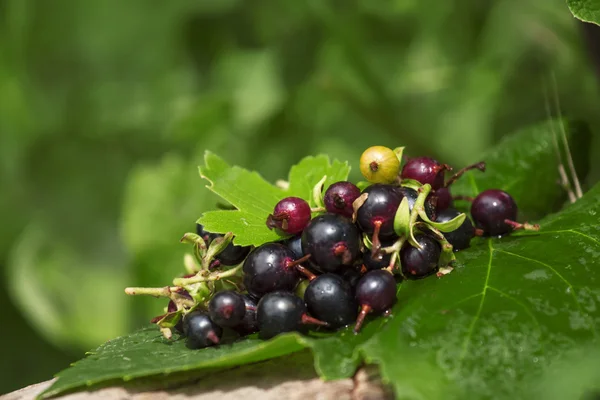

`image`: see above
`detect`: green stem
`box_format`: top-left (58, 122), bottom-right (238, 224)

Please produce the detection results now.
top-left (124, 286), bottom-right (176, 297)
top-left (173, 265), bottom-right (243, 286)
top-left (408, 184), bottom-right (432, 248)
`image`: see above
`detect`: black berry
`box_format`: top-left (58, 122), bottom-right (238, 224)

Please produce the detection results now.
top-left (470, 189), bottom-right (518, 236)
top-left (437, 208), bottom-right (474, 251)
top-left (208, 290), bottom-right (246, 328)
top-left (401, 157), bottom-right (448, 190)
top-left (304, 274), bottom-right (358, 329)
top-left (301, 213), bottom-right (361, 272)
top-left (256, 291), bottom-right (326, 339)
top-left (267, 197), bottom-right (312, 235)
top-left (242, 243), bottom-right (301, 299)
top-left (356, 184), bottom-right (403, 240)
top-left (284, 235), bottom-right (304, 259)
top-left (362, 247), bottom-right (392, 270)
top-left (397, 186), bottom-right (436, 220)
top-left (182, 311), bottom-right (222, 349)
top-left (324, 181), bottom-right (361, 218)
top-left (431, 187), bottom-right (453, 212)
top-left (400, 234), bottom-right (441, 279)
top-left (216, 240), bottom-right (251, 266)
top-left (233, 295), bottom-right (259, 336)
top-left (354, 270), bottom-right (397, 333)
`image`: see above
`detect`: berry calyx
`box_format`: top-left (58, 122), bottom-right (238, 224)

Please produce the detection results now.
top-left (256, 291), bottom-right (327, 339)
top-left (359, 146), bottom-right (401, 184)
top-left (301, 213), bottom-right (361, 272)
top-left (436, 208), bottom-right (474, 251)
top-left (324, 181), bottom-right (361, 218)
top-left (470, 189), bottom-right (518, 236)
top-left (354, 270), bottom-right (397, 333)
top-left (182, 311), bottom-right (222, 349)
top-left (208, 290), bottom-right (246, 328)
top-left (400, 234), bottom-right (441, 279)
top-left (242, 243), bottom-right (303, 298)
top-left (401, 157), bottom-right (450, 190)
top-left (267, 197), bottom-right (312, 235)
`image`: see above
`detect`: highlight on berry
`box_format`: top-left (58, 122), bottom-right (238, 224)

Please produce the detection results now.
top-left (124, 144), bottom-right (540, 349)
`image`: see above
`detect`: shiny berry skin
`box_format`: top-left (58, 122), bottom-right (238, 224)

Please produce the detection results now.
top-left (301, 213), bottom-right (361, 272)
top-left (242, 243), bottom-right (300, 298)
top-left (356, 184), bottom-right (403, 239)
top-left (337, 266), bottom-right (362, 288)
top-left (257, 291), bottom-right (321, 339)
top-left (359, 146), bottom-right (401, 184)
top-left (284, 235), bottom-right (304, 259)
top-left (216, 240), bottom-right (251, 266)
top-left (208, 290), bottom-right (246, 328)
top-left (267, 197), bottom-right (311, 235)
top-left (470, 189), bottom-right (518, 236)
top-left (182, 311), bottom-right (222, 349)
top-left (400, 234), bottom-right (441, 279)
top-left (401, 157), bottom-right (447, 190)
top-left (233, 295), bottom-right (258, 336)
top-left (324, 181), bottom-right (361, 218)
top-left (304, 274), bottom-right (358, 328)
top-left (397, 186), bottom-right (436, 220)
top-left (437, 208), bottom-right (474, 251)
top-left (354, 270), bottom-right (397, 333)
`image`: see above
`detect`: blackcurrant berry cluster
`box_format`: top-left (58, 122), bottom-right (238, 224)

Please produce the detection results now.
top-left (125, 145), bottom-right (540, 349)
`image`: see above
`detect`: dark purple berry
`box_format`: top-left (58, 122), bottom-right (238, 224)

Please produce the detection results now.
top-left (324, 181), bottom-right (361, 218)
top-left (437, 208), bottom-right (474, 251)
top-left (208, 290), bottom-right (246, 328)
top-left (337, 266), bottom-right (363, 288)
top-left (397, 186), bottom-right (436, 220)
top-left (216, 240), bottom-right (251, 266)
top-left (362, 247), bottom-right (392, 270)
top-left (470, 189), bottom-right (518, 236)
top-left (267, 197), bottom-right (311, 235)
top-left (304, 274), bottom-right (358, 328)
top-left (256, 291), bottom-right (326, 339)
top-left (356, 184), bottom-right (403, 239)
top-left (182, 311), bottom-right (222, 349)
top-left (233, 295), bottom-right (259, 336)
top-left (432, 187), bottom-right (453, 212)
top-left (400, 234), bottom-right (441, 279)
top-left (354, 270), bottom-right (397, 333)
top-left (301, 213), bottom-right (361, 272)
top-left (284, 235), bottom-right (304, 259)
top-left (242, 243), bottom-right (301, 299)
top-left (401, 157), bottom-right (448, 190)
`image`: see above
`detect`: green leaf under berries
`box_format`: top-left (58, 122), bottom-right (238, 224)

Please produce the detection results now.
top-left (567, 0), bottom-right (600, 25)
top-left (196, 152), bottom-right (349, 246)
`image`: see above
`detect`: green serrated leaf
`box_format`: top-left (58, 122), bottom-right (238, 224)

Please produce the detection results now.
top-left (567, 0), bottom-right (600, 25)
top-left (198, 152), bottom-right (349, 246)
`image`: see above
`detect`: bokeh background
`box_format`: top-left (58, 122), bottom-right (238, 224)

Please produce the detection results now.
top-left (2, 0), bottom-right (600, 394)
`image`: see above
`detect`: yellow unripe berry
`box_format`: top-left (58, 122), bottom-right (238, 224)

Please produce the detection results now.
top-left (359, 146), bottom-right (401, 184)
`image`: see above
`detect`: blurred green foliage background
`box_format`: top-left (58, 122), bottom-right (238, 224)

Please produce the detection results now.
top-left (1, 0), bottom-right (600, 394)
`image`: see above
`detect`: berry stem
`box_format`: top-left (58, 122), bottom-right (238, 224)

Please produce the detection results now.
top-left (183, 253), bottom-right (200, 275)
top-left (370, 220), bottom-right (383, 258)
top-left (353, 304), bottom-right (372, 334)
top-left (124, 286), bottom-right (175, 297)
top-left (286, 253), bottom-right (312, 269)
top-left (173, 265), bottom-right (243, 286)
top-left (504, 219), bottom-right (541, 232)
top-left (407, 184), bottom-right (432, 249)
top-left (301, 314), bottom-right (329, 327)
top-left (294, 264), bottom-right (317, 281)
top-left (310, 207), bottom-right (326, 213)
top-left (414, 222), bottom-right (456, 267)
top-left (444, 162), bottom-right (486, 187)
top-left (453, 195), bottom-right (474, 202)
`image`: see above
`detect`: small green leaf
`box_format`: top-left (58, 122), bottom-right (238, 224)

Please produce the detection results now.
top-left (393, 196), bottom-right (411, 238)
top-left (198, 152), bottom-right (349, 246)
top-left (567, 0), bottom-right (600, 25)
top-left (419, 209), bottom-right (467, 233)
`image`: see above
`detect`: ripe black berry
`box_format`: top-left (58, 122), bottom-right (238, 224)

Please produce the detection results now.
top-left (359, 146), bottom-right (401, 184)
top-left (436, 208), bottom-right (474, 251)
top-left (356, 184), bottom-right (403, 240)
top-left (216, 240), bottom-right (251, 266)
top-left (208, 290), bottom-right (246, 328)
top-left (470, 189), bottom-right (518, 236)
top-left (324, 181), bottom-right (361, 218)
top-left (182, 311), bottom-right (222, 349)
top-left (337, 266), bottom-right (363, 288)
top-left (304, 273), bottom-right (358, 329)
top-left (354, 270), bottom-right (397, 333)
top-left (301, 213), bottom-right (361, 272)
top-left (362, 247), bottom-right (392, 270)
top-left (397, 186), bottom-right (436, 220)
top-left (267, 197), bottom-right (311, 235)
top-left (256, 291), bottom-right (327, 339)
top-left (284, 235), bottom-right (304, 259)
top-left (242, 243), bottom-right (301, 298)
top-left (233, 295), bottom-right (258, 336)
top-left (432, 187), bottom-right (453, 212)
top-left (400, 234), bottom-right (441, 279)
top-left (401, 157), bottom-right (449, 190)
